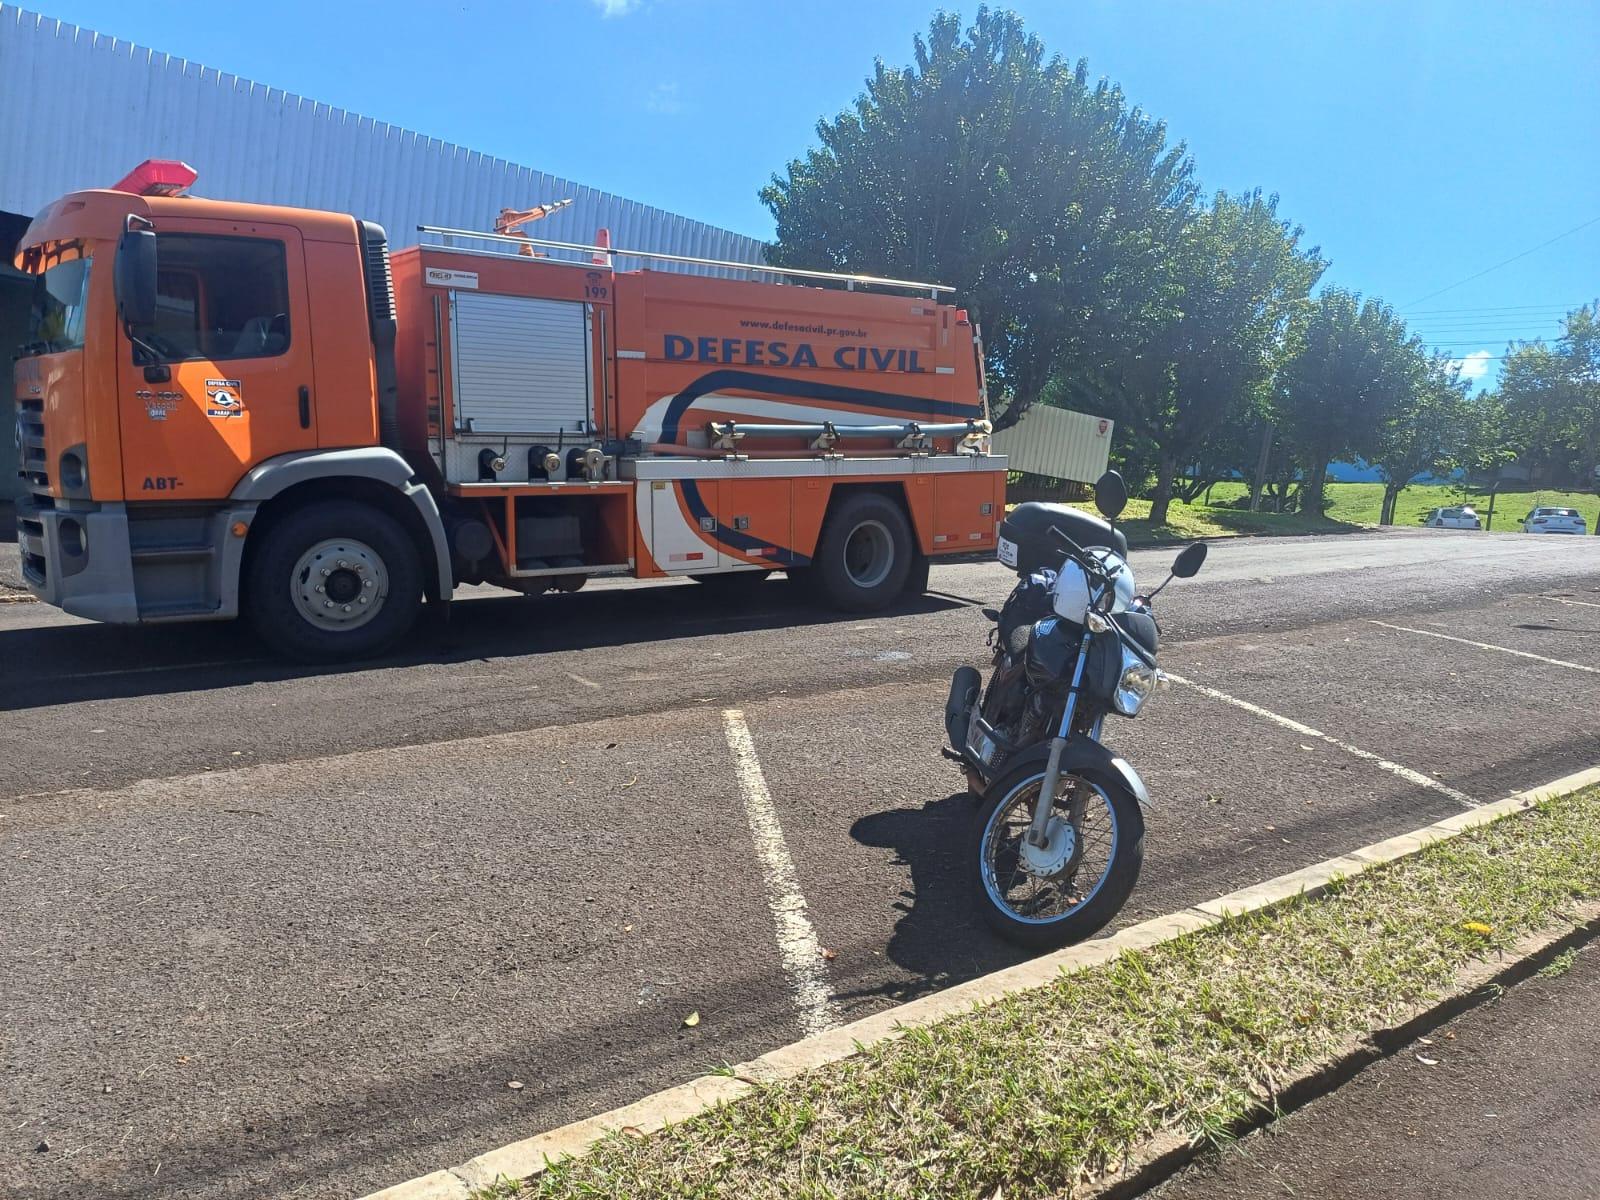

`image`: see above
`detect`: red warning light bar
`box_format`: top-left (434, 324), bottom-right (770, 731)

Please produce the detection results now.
top-left (111, 159), bottom-right (199, 197)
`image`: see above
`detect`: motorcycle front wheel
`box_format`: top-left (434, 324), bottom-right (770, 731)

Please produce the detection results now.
top-left (970, 762), bottom-right (1144, 949)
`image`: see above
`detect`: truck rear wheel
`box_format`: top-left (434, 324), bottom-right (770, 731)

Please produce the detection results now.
top-left (245, 501), bottom-right (422, 662)
top-left (809, 491), bottom-right (913, 612)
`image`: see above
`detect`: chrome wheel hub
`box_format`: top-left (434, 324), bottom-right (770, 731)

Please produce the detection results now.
top-left (291, 538), bottom-right (388, 631)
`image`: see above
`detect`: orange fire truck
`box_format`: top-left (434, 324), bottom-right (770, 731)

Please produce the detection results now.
top-left (14, 160), bottom-right (1006, 660)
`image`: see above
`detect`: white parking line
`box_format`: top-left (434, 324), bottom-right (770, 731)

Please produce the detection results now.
top-left (1368, 620), bottom-right (1600, 675)
top-left (1547, 595), bottom-right (1600, 610)
top-left (1165, 673), bottom-right (1479, 809)
top-left (721, 708), bottom-right (843, 1038)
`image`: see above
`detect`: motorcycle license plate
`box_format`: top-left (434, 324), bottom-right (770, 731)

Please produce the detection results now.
top-left (997, 536), bottom-right (1018, 569)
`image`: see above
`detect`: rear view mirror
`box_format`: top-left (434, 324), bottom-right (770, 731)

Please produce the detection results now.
top-left (114, 228), bottom-right (158, 328)
top-left (1172, 541), bottom-right (1207, 578)
top-left (1094, 470), bottom-right (1128, 521)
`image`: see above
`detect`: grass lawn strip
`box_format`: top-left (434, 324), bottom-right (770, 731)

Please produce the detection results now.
top-left (1080, 481), bottom-right (1600, 545)
top-left (491, 785), bottom-right (1600, 1200)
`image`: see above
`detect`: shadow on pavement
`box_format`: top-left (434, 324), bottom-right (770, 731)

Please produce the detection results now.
top-left (0, 581), bottom-right (972, 712)
top-left (846, 790), bottom-right (1028, 1000)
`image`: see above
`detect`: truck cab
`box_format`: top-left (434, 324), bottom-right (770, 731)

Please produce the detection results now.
top-left (14, 161), bottom-right (451, 658)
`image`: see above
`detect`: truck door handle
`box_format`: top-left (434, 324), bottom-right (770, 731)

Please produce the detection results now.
top-left (298, 385), bottom-right (311, 429)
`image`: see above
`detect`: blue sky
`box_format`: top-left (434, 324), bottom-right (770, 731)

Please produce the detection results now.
top-left (35, 0), bottom-right (1600, 389)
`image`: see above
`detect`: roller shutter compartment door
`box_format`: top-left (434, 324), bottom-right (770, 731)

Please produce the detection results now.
top-left (450, 292), bottom-right (592, 435)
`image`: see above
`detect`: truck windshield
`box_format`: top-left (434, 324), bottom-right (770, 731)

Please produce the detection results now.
top-left (22, 254), bottom-right (93, 357)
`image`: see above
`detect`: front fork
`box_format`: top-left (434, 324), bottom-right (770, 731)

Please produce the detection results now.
top-left (1028, 630), bottom-right (1097, 847)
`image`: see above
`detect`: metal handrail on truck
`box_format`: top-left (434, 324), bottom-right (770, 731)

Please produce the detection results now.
top-left (416, 224), bottom-right (956, 297)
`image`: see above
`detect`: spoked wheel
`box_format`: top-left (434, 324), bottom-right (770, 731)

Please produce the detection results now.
top-left (971, 763), bottom-right (1144, 949)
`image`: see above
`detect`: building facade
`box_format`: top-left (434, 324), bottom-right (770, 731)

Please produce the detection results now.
top-left (1, 5), bottom-right (766, 498)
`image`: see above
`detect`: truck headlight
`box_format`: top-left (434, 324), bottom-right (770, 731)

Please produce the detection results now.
top-left (1113, 647), bottom-right (1157, 716)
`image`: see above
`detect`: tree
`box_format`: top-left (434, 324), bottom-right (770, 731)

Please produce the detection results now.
top-left (760, 7), bottom-right (1196, 428)
top-left (1367, 353), bottom-right (1471, 525)
top-left (1085, 190), bottom-right (1324, 524)
top-left (1498, 304), bottom-right (1600, 509)
top-left (1275, 289), bottom-right (1421, 513)
top-left (1171, 415), bottom-right (1269, 504)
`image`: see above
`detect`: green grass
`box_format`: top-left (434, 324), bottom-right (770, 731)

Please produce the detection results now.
top-left (1112, 480), bottom-right (1600, 546)
top-left (1538, 947), bottom-right (1580, 979)
top-left (1116, 494), bottom-right (1347, 545)
top-left (485, 787), bottom-right (1600, 1200)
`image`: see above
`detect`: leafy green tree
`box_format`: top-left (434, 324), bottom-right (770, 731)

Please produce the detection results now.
top-left (760, 6), bottom-right (1196, 429)
top-left (1498, 304), bottom-right (1600, 510)
top-left (1085, 190), bottom-right (1324, 524)
top-left (1275, 289), bottom-right (1421, 512)
top-left (1172, 415), bottom-right (1269, 504)
top-left (1367, 353), bottom-right (1472, 524)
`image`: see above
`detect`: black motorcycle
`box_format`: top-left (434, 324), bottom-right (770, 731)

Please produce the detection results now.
top-left (944, 471), bottom-right (1206, 948)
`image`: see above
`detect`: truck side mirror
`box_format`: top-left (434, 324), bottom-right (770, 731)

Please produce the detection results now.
top-left (1094, 470), bottom-right (1128, 521)
top-left (114, 228), bottom-right (158, 329)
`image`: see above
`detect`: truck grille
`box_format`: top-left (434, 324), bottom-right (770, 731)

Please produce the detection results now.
top-left (17, 396), bottom-right (49, 495)
top-left (17, 505), bottom-right (47, 586)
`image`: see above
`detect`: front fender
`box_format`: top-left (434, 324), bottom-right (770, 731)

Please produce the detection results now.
top-left (230, 448), bottom-right (454, 607)
top-left (988, 737), bottom-right (1152, 806)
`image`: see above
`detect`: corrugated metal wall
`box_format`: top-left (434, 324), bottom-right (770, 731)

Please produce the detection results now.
top-left (991, 406), bottom-right (1114, 484)
top-left (0, 5), bottom-right (767, 268)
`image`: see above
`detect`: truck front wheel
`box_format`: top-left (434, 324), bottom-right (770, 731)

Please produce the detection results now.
top-left (808, 491), bottom-right (913, 612)
top-left (245, 501), bottom-right (423, 662)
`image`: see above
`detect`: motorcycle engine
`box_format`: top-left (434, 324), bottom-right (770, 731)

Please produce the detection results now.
top-left (981, 570), bottom-right (1066, 763)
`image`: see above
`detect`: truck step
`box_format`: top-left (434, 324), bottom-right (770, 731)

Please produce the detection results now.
top-left (130, 543), bottom-right (217, 563)
top-left (136, 600), bottom-right (223, 622)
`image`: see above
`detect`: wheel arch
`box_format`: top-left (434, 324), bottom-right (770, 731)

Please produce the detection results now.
top-left (806, 479), bottom-right (930, 556)
top-left (232, 450), bottom-right (452, 605)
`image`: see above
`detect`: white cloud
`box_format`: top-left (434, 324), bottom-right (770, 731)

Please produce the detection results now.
top-left (592, 0), bottom-right (641, 16)
top-left (645, 82), bottom-right (685, 115)
top-left (1449, 349), bottom-right (1494, 382)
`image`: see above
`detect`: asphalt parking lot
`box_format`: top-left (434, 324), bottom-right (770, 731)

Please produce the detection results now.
top-left (4, 528), bottom-right (1600, 1198)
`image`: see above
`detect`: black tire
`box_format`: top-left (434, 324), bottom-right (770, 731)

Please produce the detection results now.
top-left (903, 551), bottom-right (931, 596)
top-left (809, 491), bottom-right (913, 611)
top-left (244, 500), bottom-right (423, 663)
top-left (970, 760), bottom-right (1144, 949)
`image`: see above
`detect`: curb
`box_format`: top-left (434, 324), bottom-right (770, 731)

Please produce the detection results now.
top-left (360, 763), bottom-right (1600, 1200)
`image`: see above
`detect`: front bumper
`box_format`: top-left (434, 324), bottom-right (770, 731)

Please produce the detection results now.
top-left (14, 496), bottom-right (142, 623)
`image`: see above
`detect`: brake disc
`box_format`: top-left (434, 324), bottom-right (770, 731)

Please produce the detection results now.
top-left (1018, 815), bottom-right (1079, 878)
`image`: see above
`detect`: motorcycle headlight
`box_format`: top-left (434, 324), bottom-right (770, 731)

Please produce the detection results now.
top-left (1113, 645), bottom-right (1157, 716)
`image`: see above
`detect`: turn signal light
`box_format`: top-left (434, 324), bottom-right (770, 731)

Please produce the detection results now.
top-left (111, 159), bottom-right (199, 197)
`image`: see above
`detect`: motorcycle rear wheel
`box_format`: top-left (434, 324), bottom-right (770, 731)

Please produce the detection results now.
top-left (970, 761), bottom-right (1144, 949)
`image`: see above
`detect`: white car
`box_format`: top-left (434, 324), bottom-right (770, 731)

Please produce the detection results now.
top-left (1421, 505), bottom-right (1482, 530)
top-left (1522, 506), bottom-right (1588, 535)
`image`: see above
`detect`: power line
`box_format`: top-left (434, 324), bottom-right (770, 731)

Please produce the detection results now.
top-left (1401, 214), bottom-right (1600, 308)
top-left (1408, 314), bottom-right (1577, 325)
top-left (1410, 324), bottom-right (1569, 333)
top-left (1421, 339), bottom-right (1550, 347)
top-left (1407, 301), bottom-right (1594, 315)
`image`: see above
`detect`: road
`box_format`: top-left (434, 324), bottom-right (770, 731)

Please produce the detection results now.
top-left (3, 528), bottom-right (1599, 1198)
